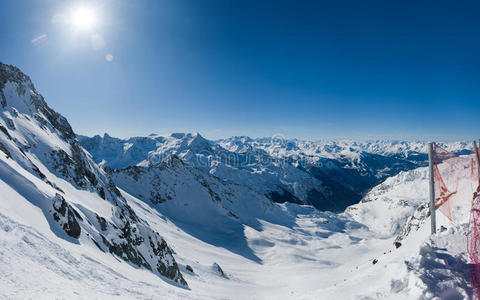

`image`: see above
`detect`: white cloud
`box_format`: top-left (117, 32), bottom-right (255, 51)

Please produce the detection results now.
top-left (31, 34), bottom-right (47, 45)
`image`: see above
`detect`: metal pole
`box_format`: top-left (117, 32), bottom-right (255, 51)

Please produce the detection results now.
top-left (428, 142), bottom-right (436, 235)
top-left (475, 141), bottom-right (480, 186)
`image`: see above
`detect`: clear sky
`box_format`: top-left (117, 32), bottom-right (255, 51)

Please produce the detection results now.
top-left (0, 0), bottom-right (479, 140)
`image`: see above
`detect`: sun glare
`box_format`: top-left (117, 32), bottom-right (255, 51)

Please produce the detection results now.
top-left (71, 7), bottom-right (96, 30)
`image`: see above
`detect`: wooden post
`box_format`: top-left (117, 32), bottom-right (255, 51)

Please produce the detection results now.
top-left (428, 142), bottom-right (436, 235)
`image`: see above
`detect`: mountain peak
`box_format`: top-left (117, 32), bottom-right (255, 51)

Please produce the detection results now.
top-left (103, 133), bottom-right (111, 138)
top-left (188, 132), bottom-right (211, 151)
top-left (0, 62), bottom-right (35, 91)
top-left (1, 61), bottom-right (76, 142)
top-left (170, 132), bottom-right (187, 139)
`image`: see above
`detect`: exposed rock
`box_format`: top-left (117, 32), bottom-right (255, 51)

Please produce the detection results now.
top-left (32, 164), bottom-right (46, 180)
top-left (97, 186), bottom-right (106, 200)
top-left (0, 90), bottom-right (6, 108)
top-left (5, 118), bottom-right (14, 129)
top-left (149, 237), bottom-right (187, 286)
top-left (96, 214), bottom-right (108, 231)
top-left (0, 124), bottom-right (12, 140)
top-left (52, 194), bottom-right (82, 239)
top-left (213, 262), bottom-right (228, 279)
top-left (394, 203), bottom-right (430, 247)
top-left (227, 211), bottom-right (239, 219)
top-left (0, 142), bottom-right (11, 158)
top-left (50, 148), bottom-right (98, 189)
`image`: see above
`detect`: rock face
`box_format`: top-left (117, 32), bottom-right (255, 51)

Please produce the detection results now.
top-left (393, 203), bottom-right (430, 248)
top-left (52, 193), bottom-right (82, 238)
top-left (0, 62), bottom-right (186, 286)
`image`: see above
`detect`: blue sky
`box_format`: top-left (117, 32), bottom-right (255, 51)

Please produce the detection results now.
top-left (0, 0), bottom-right (479, 140)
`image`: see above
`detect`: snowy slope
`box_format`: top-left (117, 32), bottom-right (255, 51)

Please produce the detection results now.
top-left (2, 183), bottom-right (472, 299)
top-left (0, 62), bottom-right (186, 286)
top-left (343, 152), bottom-right (477, 298)
top-left (2, 178), bottom-right (474, 300)
top-left (347, 151), bottom-right (474, 239)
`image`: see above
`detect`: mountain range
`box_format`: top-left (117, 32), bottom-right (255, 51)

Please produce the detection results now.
top-left (79, 133), bottom-right (470, 211)
top-left (0, 62), bottom-right (475, 299)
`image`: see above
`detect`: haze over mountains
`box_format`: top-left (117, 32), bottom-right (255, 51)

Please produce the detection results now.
top-left (0, 62), bottom-right (475, 299)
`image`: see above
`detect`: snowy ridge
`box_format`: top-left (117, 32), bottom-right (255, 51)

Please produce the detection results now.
top-left (0, 62), bottom-right (187, 286)
top-left (218, 137), bottom-right (471, 160)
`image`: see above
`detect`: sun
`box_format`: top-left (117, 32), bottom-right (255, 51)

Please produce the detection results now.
top-left (71, 6), bottom-right (96, 30)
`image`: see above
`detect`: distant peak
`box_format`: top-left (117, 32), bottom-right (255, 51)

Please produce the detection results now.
top-left (170, 132), bottom-right (187, 139)
top-left (193, 132), bottom-right (204, 139)
top-left (188, 132), bottom-right (211, 151)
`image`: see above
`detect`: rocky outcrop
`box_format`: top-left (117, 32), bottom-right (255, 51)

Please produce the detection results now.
top-left (213, 262), bottom-right (228, 279)
top-left (394, 203), bottom-right (430, 248)
top-left (52, 193), bottom-right (82, 238)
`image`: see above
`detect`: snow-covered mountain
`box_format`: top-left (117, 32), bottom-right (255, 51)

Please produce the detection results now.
top-left (222, 137), bottom-right (471, 160)
top-left (79, 133), bottom-right (471, 212)
top-left (0, 62), bottom-right (187, 286)
top-left (79, 133), bottom-right (326, 209)
top-left (108, 153), bottom-right (289, 235)
top-left (1, 62), bottom-right (476, 299)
